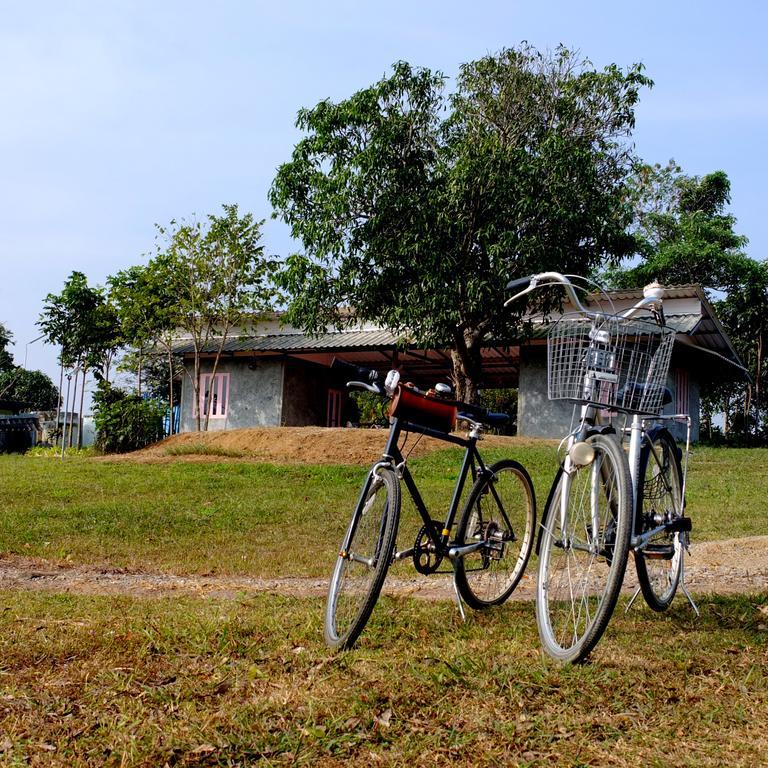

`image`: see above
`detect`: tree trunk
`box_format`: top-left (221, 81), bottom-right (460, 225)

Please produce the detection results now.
top-left (756, 331), bottom-right (763, 434)
top-left (68, 368), bottom-right (78, 448)
top-left (55, 358), bottom-right (64, 447)
top-left (450, 327), bottom-right (484, 405)
top-left (193, 348), bottom-right (202, 432)
top-left (77, 369), bottom-right (87, 449)
top-left (167, 347), bottom-right (174, 436)
top-left (203, 330), bottom-right (230, 432)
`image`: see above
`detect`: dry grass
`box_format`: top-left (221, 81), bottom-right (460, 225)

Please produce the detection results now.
top-left (0, 590), bottom-right (765, 766)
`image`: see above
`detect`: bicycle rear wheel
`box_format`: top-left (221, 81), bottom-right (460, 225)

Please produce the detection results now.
top-left (634, 430), bottom-right (684, 611)
top-left (324, 466), bottom-right (400, 650)
top-left (536, 434), bottom-right (631, 663)
top-left (454, 460), bottom-right (536, 608)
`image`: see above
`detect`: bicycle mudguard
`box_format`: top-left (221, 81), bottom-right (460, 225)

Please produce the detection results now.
top-left (389, 385), bottom-right (457, 433)
top-left (642, 425), bottom-right (682, 462)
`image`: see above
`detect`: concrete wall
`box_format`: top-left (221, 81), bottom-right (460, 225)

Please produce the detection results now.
top-left (179, 358), bottom-right (284, 432)
top-left (518, 347), bottom-right (577, 438)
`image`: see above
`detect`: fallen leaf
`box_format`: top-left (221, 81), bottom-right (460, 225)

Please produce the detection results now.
top-left (375, 708), bottom-right (392, 728)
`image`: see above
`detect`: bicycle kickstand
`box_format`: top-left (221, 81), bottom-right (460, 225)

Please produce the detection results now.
top-left (679, 542), bottom-right (700, 617)
top-left (625, 586), bottom-right (642, 613)
top-left (451, 566), bottom-right (467, 623)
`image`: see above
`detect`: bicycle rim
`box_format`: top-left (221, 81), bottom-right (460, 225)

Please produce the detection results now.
top-left (325, 467), bottom-right (399, 649)
top-left (634, 432), bottom-right (684, 611)
top-left (454, 460), bottom-right (536, 608)
top-left (536, 434), bottom-right (631, 663)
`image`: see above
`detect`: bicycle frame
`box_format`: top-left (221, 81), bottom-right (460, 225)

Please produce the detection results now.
top-left (343, 414), bottom-right (515, 566)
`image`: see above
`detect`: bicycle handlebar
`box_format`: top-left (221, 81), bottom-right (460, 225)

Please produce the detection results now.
top-left (505, 272), bottom-right (665, 320)
top-left (330, 358), bottom-right (507, 427)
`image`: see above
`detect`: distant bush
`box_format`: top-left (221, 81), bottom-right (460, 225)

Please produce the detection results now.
top-left (478, 388), bottom-right (518, 435)
top-left (92, 382), bottom-right (165, 454)
top-left (26, 446), bottom-right (96, 458)
top-left (349, 390), bottom-right (386, 427)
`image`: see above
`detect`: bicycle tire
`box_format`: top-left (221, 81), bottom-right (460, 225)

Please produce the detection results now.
top-left (454, 460), bottom-right (536, 608)
top-left (536, 433), bottom-right (632, 663)
top-left (634, 430), bottom-right (684, 612)
top-left (324, 466), bottom-right (400, 650)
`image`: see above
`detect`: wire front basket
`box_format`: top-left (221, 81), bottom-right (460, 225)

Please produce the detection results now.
top-left (547, 312), bottom-right (675, 416)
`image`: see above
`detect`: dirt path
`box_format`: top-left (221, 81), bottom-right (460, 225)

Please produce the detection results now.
top-left (0, 536), bottom-right (766, 603)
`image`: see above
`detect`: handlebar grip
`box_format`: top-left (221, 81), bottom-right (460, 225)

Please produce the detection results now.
top-left (506, 275), bottom-right (533, 292)
top-left (331, 357), bottom-right (379, 383)
top-left (452, 401), bottom-right (487, 419)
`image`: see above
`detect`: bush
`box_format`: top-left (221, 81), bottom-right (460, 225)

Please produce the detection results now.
top-left (92, 382), bottom-right (165, 454)
top-left (478, 388), bottom-right (518, 435)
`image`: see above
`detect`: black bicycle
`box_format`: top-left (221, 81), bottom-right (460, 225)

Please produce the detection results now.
top-left (324, 360), bottom-right (536, 650)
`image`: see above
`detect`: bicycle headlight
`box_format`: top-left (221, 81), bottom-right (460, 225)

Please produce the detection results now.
top-left (569, 441), bottom-right (595, 466)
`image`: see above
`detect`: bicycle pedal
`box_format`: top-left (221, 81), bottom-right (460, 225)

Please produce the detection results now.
top-left (664, 517), bottom-right (692, 534)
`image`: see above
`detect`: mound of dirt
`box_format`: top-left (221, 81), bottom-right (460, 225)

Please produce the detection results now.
top-left (104, 426), bottom-right (549, 466)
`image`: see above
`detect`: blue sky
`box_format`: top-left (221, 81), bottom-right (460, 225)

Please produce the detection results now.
top-left (1, 0), bottom-right (766, 395)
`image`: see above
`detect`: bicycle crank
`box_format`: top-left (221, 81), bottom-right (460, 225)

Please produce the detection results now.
top-left (413, 520), bottom-right (445, 574)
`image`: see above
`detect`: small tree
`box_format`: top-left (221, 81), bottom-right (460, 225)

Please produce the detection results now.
top-left (38, 272), bottom-right (122, 446)
top-left (271, 45), bottom-right (650, 402)
top-left (154, 204), bottom-right (278, 431)
top-left (610, 164), bottom-right (749, 290)
top-left (109, 263), bottom-right (180, 433)
top-left (609, 164), bottom-right (766, 442)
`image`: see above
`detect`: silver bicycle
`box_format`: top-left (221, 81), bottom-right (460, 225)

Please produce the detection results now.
top-left (506, 272), bottom-right (698, 663)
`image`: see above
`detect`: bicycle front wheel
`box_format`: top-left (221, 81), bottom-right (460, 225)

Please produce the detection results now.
top-left (454, 460), bottom-right (536, 608)
top-left (536, 433), bottom-right (632, 663)
top-left (324, 466), bottom-right (400, 650)
top-left (634, 430), bottom-right (684, 611)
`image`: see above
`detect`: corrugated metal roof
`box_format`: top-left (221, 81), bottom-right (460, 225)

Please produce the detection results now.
top-left (580, 284), bottom-right (703, 302)
top-left (169, 294), bottom-right (745, 375)
top-left (172, 329), bottom-right (400, 355)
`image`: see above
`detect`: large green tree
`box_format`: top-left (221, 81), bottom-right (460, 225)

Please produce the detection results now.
top-left (270, 45), bottom-right (650, 402)
top-left (0, 369), bottom-right (59, 410)
top-left (610, 164), bottom-right (766, 440)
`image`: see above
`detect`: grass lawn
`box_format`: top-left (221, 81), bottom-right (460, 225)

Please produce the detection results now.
top-left (0, 443), bottom-right (765, 576)
top-left (0, 443), bottom-right (766, 765)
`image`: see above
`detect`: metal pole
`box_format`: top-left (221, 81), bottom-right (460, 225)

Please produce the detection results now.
top-left (55, 357), bottom-right (64, 446)
top-left (61, 371), bottom-right (72, 460)
top-left (23, 334), bottom-right (45, 369)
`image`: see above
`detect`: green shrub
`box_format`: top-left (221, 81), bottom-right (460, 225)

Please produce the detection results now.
top-left (92, 382), bottom-right (165, 454)
top-left (478, 388), bottom-right (518, 435)
top-left (25, 446), bottom-right (96, 458)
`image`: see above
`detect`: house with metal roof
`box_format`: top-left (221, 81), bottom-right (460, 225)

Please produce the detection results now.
top-left (172, 285), bottom-right (744, 440)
